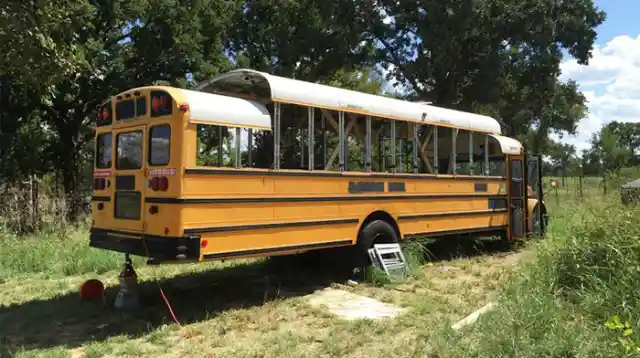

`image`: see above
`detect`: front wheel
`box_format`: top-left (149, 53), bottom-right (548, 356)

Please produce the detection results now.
top-left (531, 205), bottom-right (548, 237)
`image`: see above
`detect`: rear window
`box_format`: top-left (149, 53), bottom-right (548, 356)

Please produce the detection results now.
top-left (150, 91), bottom-right (173, 117)
top-left (97, 102), bottom-right (112, 126)
top-left (136, 97), bottom-right (147, 116)
top-left (116, 131), bottom-right (143, 170)
top-left (149, 125), bottom-right (171, 166)
top-left (95, 133), bottom-right (112, 169)
top-left (116, 100), bottom-right (135, 121)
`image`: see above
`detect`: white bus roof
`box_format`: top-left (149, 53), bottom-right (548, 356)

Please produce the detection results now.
top-left (177, 88), bottom-right (272, 131)
top-left (197, 69), bottom-right (503, 135)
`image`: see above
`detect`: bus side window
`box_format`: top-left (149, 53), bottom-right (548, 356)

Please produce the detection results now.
top-left (436, 127), bottom-right (455, 174)
top-left (454, 129), bottom-right (485, 175)
top-left (416, 124), bottom-right (436, 174)
top-left (371, 118), bottom-right (390, 173)
top-left (346, 113), bottom-right (366, 172)
top-left (196, 124), bottom-right (230, 167)
top-left (196, 124), bottom-right (267, 168)
top-left (279, 104), bottom-right (309, 170)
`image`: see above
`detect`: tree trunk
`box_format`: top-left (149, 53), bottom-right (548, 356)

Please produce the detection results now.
top-left (60, 140), bottom-right (83, 222)
top-left (56, 120), bottom-right (86, 222)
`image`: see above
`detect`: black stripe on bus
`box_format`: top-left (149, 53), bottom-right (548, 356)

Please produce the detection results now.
top-left (184, 218), bottom-right (359, 235)
top-left (146, 194), bottom-right (507, 204)
top-left (203, 239), bottom-right (353, 260)
top-left (397, 209), bottom-right (508, 221)
top-left (184, 168), bottom-right (505, 181)
top-left (404, 225), bottom-right (508, 239)
top-left (92, 196), bottom-right (111, 202)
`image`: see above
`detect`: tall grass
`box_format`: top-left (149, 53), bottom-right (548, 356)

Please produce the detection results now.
top-left (0, 224), bottom-right (127, 280)
top-left (439, 195), bottom-right (640, 357)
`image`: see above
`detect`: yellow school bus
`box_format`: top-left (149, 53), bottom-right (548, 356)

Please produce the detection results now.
top-left (89, 69), bottom-right (547, 270)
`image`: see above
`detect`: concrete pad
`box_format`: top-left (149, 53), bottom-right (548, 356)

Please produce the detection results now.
top-left (307, 288), bottom-right (406, 320)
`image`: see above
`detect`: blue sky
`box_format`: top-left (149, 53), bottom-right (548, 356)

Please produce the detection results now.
top-left (558, 0), bottom-right (640, 152)
top-left (593, 0), bottom-right (637, 45)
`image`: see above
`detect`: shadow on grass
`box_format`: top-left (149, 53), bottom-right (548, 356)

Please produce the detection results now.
top-left (0, 235), bottom-right (519, 353)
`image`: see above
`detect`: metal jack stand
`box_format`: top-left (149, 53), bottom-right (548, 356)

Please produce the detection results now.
top-left (114, 254), bottom-right (139, 310)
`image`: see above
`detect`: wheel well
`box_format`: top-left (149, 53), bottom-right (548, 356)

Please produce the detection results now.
top-left (358, 211), bottom-right (401, 240)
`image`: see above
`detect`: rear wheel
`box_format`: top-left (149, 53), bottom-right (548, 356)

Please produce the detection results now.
top-left (352, 220), bottom-right (399, 278)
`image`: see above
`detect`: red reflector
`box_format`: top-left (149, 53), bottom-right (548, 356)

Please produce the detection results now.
top-left (201, 240), bottom-right (208, 248)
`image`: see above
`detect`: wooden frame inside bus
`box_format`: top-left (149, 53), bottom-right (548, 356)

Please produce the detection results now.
top-left (194, 101), bottom-right (507, 179)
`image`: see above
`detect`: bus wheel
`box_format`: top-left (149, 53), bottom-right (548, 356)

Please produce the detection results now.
top-left (352, 220), bottom-right (399, 278)
top-left (531, 205), bottom-right (548, 237)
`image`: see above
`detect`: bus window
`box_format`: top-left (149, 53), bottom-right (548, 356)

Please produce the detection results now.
top-left (437, 127), bottom-right (455, 174)
top-left (149, 125), bottom-right (171, 166)
top-left (97, 102), bottom-right (112, 126)
top-left (96, 132), bottom-right (112, 169)
top-left (197, 124), bottom-right (229, 167)
top-left (416, 124), bottom-right (436, 174)
top-left (116, 131), bottom-right (143, 170)
top-left (371, 117), bottom-right (390, 173)
top-left (395, 121), bottom-right (410, 173)
top-left (116, 100), bottom-right (135, 121)
top-left (314, 108), bottom-right (341, 171)
top-left (151, 91), bottom-right (172, 117)
top-left (346, 114), bottom-right (366, 171)
top-left (280, 104), bottom-right (309, 170)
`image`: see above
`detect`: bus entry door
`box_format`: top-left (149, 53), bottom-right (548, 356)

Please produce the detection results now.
top-left (508, 155), bottom-right (525, 239)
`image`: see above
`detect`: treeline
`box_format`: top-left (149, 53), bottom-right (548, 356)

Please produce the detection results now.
top-left (544, 121), bottom-right (640, 181)
top-left (0, 0), bottom-right (605, 232)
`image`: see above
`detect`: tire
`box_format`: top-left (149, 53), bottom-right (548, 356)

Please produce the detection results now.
top-left (352, 220), bottom-right (399, 275)
top-left (531, 205), bottom-right (547, 237)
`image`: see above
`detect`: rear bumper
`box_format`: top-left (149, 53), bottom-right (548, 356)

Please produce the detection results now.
top-left (89, 228), bottom-right (201, 263)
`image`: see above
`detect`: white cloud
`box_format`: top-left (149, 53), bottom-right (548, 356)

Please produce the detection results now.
top-left (559, 34), bottom-right (640, 152)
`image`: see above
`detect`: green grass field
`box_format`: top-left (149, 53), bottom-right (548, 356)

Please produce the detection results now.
top-left (1, 176), bottom-right (639, 357)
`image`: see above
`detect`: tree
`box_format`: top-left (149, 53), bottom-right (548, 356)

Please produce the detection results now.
top-left (227, 0), bottom-right (379, 80)
top-left (0, 0), bottom-right (237, 219)
top-left (368, 0), bottom-right (604, 142)
top-left (548, 142), bottom-right (577, 185)
top-left (584, 122), bottom-right (639, 177)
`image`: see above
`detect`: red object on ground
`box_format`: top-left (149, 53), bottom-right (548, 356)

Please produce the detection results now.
top-left (80, 279), bottom-right (105, 301)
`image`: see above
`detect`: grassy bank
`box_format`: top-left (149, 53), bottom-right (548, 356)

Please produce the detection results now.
top-left (439, 195), bottom-right (640, 357)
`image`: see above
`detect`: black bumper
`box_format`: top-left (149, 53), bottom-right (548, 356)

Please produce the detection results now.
top-left (89, 228), bottom-right (201, 263)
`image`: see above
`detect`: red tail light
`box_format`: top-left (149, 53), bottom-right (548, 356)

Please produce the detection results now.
top-left (93, 178), bottom-right (107, 190)
top-left (158, 176), bottom-right (169, 191)
top-left (148, 176), bottom-right (169, 191)
top-left (150, 177), bottom-right (159, 191)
